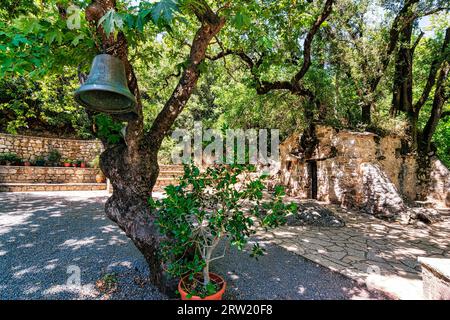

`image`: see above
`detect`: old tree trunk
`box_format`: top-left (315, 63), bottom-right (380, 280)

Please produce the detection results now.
top-left (390, 26), bottom-right (449, 199)
top-left (85, 0), bottom-right (225, 293)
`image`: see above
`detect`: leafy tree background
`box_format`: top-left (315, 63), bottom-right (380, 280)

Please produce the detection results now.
top-left (0, 0), bottom-right (448, 165)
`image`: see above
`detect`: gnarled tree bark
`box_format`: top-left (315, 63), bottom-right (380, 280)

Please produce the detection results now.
top-left (84, 0), bottom-right (225, 293)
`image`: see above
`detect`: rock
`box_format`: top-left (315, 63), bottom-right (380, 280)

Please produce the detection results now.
top-left (446, 192), bottom-right (450, 208)
top-left (408, 207), bottom-right (442, 225)
top-left (360, 163), bottom-right (406, 219)
top-left (286, 201), bottom-right (345, 227)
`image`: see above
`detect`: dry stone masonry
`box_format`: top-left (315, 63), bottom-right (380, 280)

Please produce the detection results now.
top-left (279, 125), bottom-right (450, 220)
top-left (0, 166), bottom-right (100, 184)
top-left (0, 133), bottom-right (103, 163)
top-left (0, 133), bottom-right (105, 192)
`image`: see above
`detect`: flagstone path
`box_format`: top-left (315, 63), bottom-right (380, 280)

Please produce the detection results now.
top-left (257, 200), bottom-right (450, 299)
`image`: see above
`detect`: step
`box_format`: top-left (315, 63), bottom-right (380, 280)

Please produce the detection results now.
top-left (414, 201), bottom-right (436, 209)
top-left (0, 183), bottom-right (106, 192)
top-left (159, 165), bottom-right (184, 171)
top-left (153, 178), bottom-right (179, 191)
top-left (437, 208), bottom-right (450, 216)
top-left (155, 178), bottom-right (179, 186)
top-left (158, 170), bottom-right (184, 178)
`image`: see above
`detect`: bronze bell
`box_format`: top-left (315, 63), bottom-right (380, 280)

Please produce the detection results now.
top-left (74, 54), bottom-right (137, 120)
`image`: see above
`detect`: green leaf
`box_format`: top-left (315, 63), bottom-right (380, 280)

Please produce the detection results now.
top-left (11, 34), bottom-right (30, 46)
top-left (98, 9), bottom-right (123, 37)
top-left (71, 34), bottom-right (84, 46)
top-left (45, 29), bottom-right (63, 45)
top-left (151, 0), bottom-right (179, 24)
top-left (233, 11), bottom-right (251, 29)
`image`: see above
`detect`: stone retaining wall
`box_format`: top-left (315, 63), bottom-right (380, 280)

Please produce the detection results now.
top-left (0, 166), bottom-right (101, 184)
top-left (0, 133), bottom-right (103, 162)
top-left (0, 183), bottom-right (106, 192)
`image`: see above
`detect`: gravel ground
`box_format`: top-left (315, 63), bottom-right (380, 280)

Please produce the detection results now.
top-left (214, 242), bottom-right (387, 300)
top-left (0, 192), bottom-right (165, 300)
top-left (0, 191), bottom-right (388, 300)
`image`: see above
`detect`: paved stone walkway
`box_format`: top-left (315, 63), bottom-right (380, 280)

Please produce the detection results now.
top-left (257, 200), bottom-right (450, 299)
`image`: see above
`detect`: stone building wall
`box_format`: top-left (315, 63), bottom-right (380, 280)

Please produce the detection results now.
top-left (279, 125), bottom-right (450, 217)
top-left (0, 133), bottom-right (103, 162)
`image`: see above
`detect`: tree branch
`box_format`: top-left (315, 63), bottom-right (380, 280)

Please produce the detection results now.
top-left (414, 28), bottom-right (450, 112)
top-left (208, 0), bottom-right (333, 100)
top-left (369, 0), bottom-right (419, 93)
top-left (293, 0), bottom-right (334, 83)
top-left (146, 1), bottom-right (226, 149)
top-left (421, 59), bottom-right (449, 149)
top-left (412, 30), bottom-right (425, 52)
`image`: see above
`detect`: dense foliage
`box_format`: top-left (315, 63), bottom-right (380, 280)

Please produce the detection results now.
top-left (0, 0), bottom-right (448, 164)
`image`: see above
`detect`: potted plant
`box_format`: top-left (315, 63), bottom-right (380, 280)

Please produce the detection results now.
top-left (95, 171), bottom-right (106, 183)
top-left (89, 155), bottom-right (105, 182)
top-left (72, 160), bottom-right (79, 167)
top-left (23, 160), bottom-right (31, 166)
top-left (152, 163), bottom-right (297, 300)
top-left (63, 159), bottom-right (72, 167)
top-left (0, 152), bottom-right (21, 166)
top-left (89, 155), bottom-right (100, 168)
top-left (47, 149), bottom-right (61, 167)
top-left (34, 155), bottom-right (46, 167)
top-left (80, 160), bottom-right (87, 168)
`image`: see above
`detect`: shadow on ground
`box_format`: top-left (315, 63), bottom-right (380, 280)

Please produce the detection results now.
top-left (1, 192), bottom-right (388, 300)
top-left (0, 192), bottom-right (164, 300)
top-left (214, 241), bottom-right (387, 300)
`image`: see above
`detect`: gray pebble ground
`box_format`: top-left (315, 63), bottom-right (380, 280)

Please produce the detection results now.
top-left (0, 192), bottom-right (387, 300)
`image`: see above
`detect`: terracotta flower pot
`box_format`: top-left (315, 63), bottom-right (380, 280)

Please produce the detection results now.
top-left (80, 162), bottom-right (86, 168)
top-left (178, 273), bottom-right (226, 300)
top-left (64, 162), bottom-right (71, 167)
top-left (24, 161), bottom-right (31, 166)
top-left (96, 173), bottom-right (106, 183)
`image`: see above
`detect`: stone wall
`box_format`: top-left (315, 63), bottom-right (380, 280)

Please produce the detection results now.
top-left (0, 133), bottom-right (103, 162)
top-left (279, 125), bottom-right (450, 217)
top-left (0, 166), bottom-right (101, 184)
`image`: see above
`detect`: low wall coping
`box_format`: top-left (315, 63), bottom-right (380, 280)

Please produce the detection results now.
top-left (0, 165), bottom-right (100, 171)
top-left (0, 132), bottom-right (101, 144)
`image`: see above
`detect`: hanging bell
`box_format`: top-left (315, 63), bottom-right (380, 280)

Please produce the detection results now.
top-left (74, 54), bottom-right (137, 120)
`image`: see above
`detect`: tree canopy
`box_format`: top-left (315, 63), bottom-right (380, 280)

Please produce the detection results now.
top-left (0, 0), bottom-right (449, 164)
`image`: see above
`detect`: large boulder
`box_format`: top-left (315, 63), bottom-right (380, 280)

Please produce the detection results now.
top-left (360, 163), bottom-right (407, 221)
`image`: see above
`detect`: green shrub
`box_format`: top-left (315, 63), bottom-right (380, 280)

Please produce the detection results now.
top-left (89, 155), bottom-right (100, 168)
top-left (47, 149), bottom-right (61, 165)
top-left (0, 152), bottom-right (21, 165)
top-left (34, 155), bottom-right (45, 166)
top-left (152, 163), bottom-right (297, 298)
